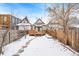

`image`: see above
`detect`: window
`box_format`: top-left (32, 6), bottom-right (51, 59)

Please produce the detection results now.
top-left (4, 16), bottom-right (7, 22)
top-left (1, 16), bottom-right (4, 24)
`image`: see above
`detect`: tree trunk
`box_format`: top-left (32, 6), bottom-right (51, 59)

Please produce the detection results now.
top-left (0, 31), bottom-right (8, 54)
top-left (63, 21), bottom-right (69, 45)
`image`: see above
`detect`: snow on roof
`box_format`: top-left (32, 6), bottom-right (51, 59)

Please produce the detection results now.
top-left (48, 20), bottom-right (58, 24)
top-left (16, 22), bottom-right (31, 26)
top-left (49, 23), bottom-right (63, 28)
top-left (34, 24), bottom-right (46, 27)
top-left (69, 24), bottom-right (79, 28)
top-left (20, 16), bottom-right (31, 24)
top-left (68, 17), bottom-right (79, 26)
top-left (17, 16), bottom-right (31, 26)
top-left (52, 25), bottom-right (63, 28)
top-left (34, 18), bottom-right (45, 25)
top-left (48, 18), bottom-right (63, 25)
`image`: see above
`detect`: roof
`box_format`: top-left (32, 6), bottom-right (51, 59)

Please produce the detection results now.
top-left (0, 14), bottom-right (11, 16)
top-left (16, 16), bottom-right (31, 26)
top-left (49, 24), bottom-right (63, 29)
top-left (48, 20), bottom-right (58, 24)
top-left (68, 17), bottom-right (79, 26)
top-left (34, 18), bottom-right (45, 26)
top-left (16, 22), bottom-right (31, 26)
top-left (23, 16), bottom-right (30, 23)
top-left (69, 24), bottom-right (79, 28)
top-left (48, 19), bottom-right (63, 25)
top-left (20, 16), bottom-right (31, 24)
top-left (0, 14), bottom-right (17, 18)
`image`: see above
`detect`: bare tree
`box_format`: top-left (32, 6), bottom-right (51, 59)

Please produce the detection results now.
top-left (0, 16), bottom-right (8, 54)
top-left (0, 30), bottom-right (8, 55)
top-left (48, 3), bottom-right (79, 44)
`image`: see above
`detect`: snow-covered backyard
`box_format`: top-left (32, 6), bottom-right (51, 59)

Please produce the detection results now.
top-left (2, 34), bottom-right (79, 56)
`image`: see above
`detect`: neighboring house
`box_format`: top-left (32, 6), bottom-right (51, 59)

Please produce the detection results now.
top-left (47, 19), bottom-right (64, 42)
top-left (11, 16), bottom-right (21, 30)
top-left (0, 14), bottom-right (20, 30)
top-left (29, 18), bottom-right (46, 36)
top-left (47, 20), bottom-right (63, 30)
top-left (16, 16), bottom-right (31, 31)
top-left (68, 17), bottom-right (79, 27)
top-left (33, 18), bottom-right (46, 32)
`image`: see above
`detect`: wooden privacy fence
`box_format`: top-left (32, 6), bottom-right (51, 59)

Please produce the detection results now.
top-left (46, 27), bottom-right (79, 52)
top-left (68, 27), bottom-right (79, 52)
top-left (46, 29), bottom-right (57, 38)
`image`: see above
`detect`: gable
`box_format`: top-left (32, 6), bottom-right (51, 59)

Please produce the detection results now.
top-left (35, 18), bottom-right (45, 25)
top-left (20, 16), bottom-right (31, 25)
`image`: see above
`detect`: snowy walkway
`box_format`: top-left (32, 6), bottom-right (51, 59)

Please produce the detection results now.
top-left (2, 34), bottom-right (79, 56)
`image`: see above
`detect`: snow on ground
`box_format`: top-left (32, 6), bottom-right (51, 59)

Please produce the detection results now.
top-left (20, 34), bottom-right (78, 56)
top-left (2, 35), bottom-right (35, 56)
top-left (2, 34), bottom-right (79, 56)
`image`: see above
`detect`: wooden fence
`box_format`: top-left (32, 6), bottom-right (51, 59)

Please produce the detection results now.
top-left (46, 27), bottom-right (79, 52)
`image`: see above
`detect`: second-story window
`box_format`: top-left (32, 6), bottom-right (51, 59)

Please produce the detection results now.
top-left (4, 16), bottom-right (7, 22)
top-left (2, 16), bottom-right (7, 25)
top-left (2, 16), bottom-right (7, 30)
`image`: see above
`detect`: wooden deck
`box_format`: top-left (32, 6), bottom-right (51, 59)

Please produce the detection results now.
top-left (28, 30), bottom-right (45, 36)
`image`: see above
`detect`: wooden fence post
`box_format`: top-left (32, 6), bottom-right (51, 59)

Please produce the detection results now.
top-left (9, 31), bottom-right (10, 43)
top-left (71, 28), bottom-right (75, 49)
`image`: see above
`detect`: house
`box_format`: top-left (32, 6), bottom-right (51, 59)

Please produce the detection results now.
top-left (29, 18), bottom-right (46, 36)
top-left (47, 19), bottom-right (63, 30)
top-left (0, 14), bottom-right (20, 30)
top-left (47, 19), bottom-right (64, 43)
top-left (16, 16), bottom-right (31, 32)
